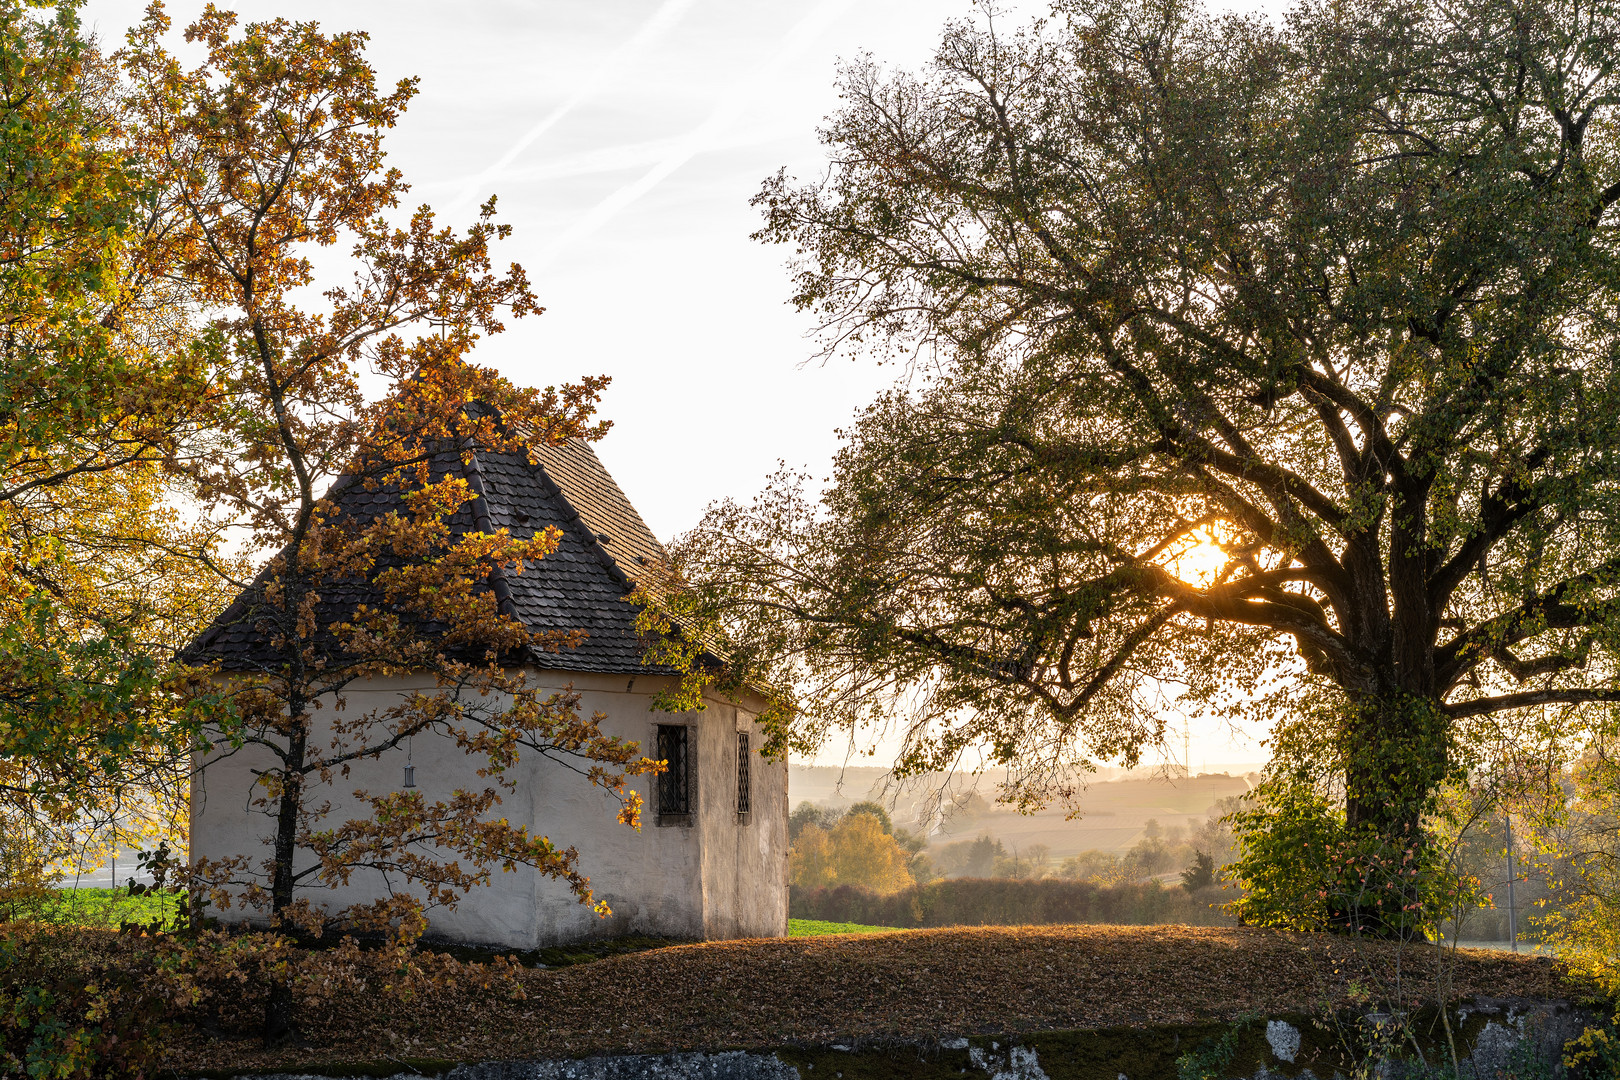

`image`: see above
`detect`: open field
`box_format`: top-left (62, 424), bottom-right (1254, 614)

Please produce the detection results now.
top-left (791, 768), bottom-right (1256, 858)
top-left (790, 918), bottom-right (907, 936)
top-left (6, 887), bottom-right (176, 928)
top-left (123, 924), bottom-right (1579, 1075)
top-left (1448, 940), bottom-right (1557, 956)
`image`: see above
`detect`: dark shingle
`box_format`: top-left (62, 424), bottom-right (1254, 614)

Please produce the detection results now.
top-left (187, 434), bottom-right (674, 675)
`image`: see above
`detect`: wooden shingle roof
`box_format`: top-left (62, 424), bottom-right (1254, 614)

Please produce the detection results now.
top-left (187, 434), bottom-right (676, 675)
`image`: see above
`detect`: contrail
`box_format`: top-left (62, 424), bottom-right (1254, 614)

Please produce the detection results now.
top-left (445, 0), bottom-right (702, 217)
top-left (423, 130), bottom-right (763, 192)
top-left (533, 0), bottom-right (860, 270)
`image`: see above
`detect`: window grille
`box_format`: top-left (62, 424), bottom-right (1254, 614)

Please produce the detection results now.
top-left (656, 725), bottom-right (690, 817)
top-left (736, 732), bottom-right (751, 819)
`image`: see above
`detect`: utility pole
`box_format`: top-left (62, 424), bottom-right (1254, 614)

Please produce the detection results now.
top-left (1505, 814), bottom-right (1518, 953)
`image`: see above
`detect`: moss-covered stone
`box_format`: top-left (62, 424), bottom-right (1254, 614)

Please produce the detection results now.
top-left (189, 997), bottom-right (1605, 1080)
top-left (767, 999), bottom-right (1597, 1080)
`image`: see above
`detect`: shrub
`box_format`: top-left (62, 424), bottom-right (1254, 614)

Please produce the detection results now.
top-left (789, 876), bottom-right (1235, 928)
top-left (1534, 746), bottom-right (1620, 1001)
top-left (1180, 852), bottom-right (1217, 893)
top-left (1226, 771), bottom-right (1342, 929)
top-left (0, 918), bottom-right (530, 1069)
top-left (1566, 1018), bottom-right (1620, 1080)
top-left (0, 927), bottom-right (167, 1079)
top-left (145, 923), bottom-right (527, 1043)
top-left (1228, 769), bottom-right (1479, 937)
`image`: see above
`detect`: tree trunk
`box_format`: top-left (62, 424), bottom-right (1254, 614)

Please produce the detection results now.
top-left (1332, 691), bottom-right (1450, 939)
top-left (262, 977), bottom-right (296, 1047)
top-left (263, 712), bottom-right (307, 1046)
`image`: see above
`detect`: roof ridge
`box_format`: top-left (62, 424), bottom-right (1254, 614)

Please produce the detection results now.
top-left (520, 444), bottom-right (637, 594)
top-left (460, 443), bottom-right (520, 619)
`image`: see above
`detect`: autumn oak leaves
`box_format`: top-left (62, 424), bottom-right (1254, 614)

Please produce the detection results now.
top-left (0, 0), bottom-right (666, 1042)
top-left (116, 1), bottom-right (662, 960)
top-left (661, 0), bottom-right (1620, 938)
top-left (7, 0), bottom-right (1620, 1050)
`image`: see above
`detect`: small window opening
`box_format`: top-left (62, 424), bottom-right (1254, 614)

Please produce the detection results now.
top-left (736, 732), bottom-right (752, 821)
top-left (656, 724), bottom-right (690, 821)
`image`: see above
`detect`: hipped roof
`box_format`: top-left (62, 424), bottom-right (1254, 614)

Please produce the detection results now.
top-left (187, 431), bottom-right (679, 676)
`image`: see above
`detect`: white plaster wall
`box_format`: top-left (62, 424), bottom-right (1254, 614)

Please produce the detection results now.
top-left (190, 670), bottom-right (787, 949)
top-left (695, 698), bottom-right (790, 940)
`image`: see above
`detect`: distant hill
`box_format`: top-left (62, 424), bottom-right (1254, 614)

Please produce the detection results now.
top-left (787, 764), bottom-right (1261, 857)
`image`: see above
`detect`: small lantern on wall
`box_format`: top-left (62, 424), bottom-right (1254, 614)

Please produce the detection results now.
top-left (403, 736), bottom-right (416, 789)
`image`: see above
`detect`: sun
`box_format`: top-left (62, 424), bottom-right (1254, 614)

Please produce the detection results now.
top-left (1166, 529), bottom-right (1228, 588)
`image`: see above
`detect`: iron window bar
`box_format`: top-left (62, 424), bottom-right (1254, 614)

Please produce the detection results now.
top-left (656, 724), bottom-right (690, 818)
top-left (736, 731), bottom-right (751, 820)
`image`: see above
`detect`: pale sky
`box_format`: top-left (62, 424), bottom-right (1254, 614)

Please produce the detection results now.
top-left (82, 0), bottom-right (1270, 771)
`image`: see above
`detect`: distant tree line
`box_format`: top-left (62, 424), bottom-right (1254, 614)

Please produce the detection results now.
top-left (788, 801), bottom-right (923, 893)
top-left (791, 877), bottom-right (1234, 930)
top-left (787, 796), bottom-right (1240, 901)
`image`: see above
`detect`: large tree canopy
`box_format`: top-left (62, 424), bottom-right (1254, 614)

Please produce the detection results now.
top-left (118, 5), bottom-right (658, 1039)
top-left (0, 0), bottom-right (226, 872)
top-left (671, 0), bottom-right (1620, 856)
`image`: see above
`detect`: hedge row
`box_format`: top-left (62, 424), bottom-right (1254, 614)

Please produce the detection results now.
top-left (789, 877), bottom-right (1237, 928)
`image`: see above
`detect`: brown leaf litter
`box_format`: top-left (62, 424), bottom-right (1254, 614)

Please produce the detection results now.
top-left (162, 924), bottom-right (1581, 1075)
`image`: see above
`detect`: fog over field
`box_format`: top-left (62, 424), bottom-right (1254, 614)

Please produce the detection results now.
top-left (789, 766), bottom-right (1259, 859)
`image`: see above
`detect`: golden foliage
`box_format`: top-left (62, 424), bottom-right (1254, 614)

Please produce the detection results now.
top-left (0, 460), bottom-right (231, 898)
top-left (1532, 738), bottom-right (1620, 1002)
top-left (0, 1), bottom-right (231, 900)
top-left (789, 814), bottom-right (914, 894)
top-left (106, 9), bottom-right (660, 1046)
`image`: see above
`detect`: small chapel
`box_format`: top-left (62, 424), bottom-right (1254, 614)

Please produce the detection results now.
top-left (185, 430), bottom-right (789, 949)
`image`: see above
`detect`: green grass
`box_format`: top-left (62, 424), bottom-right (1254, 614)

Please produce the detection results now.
top-left (3, 887), bottom-right (181, 929)
top-left (788, 918), bottom-right (907, 936)
top-left (420, 933), bottom-right (689, 968)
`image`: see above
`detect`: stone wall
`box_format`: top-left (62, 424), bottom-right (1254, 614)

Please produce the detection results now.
top-left (227, 997), bottom-right (1610, 1080)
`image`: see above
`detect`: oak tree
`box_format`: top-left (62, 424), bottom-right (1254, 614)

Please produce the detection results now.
top-left (671, 0), bottom-right (1620, 931)
top-left (0, 0), bottom-right (226, 888)
top-left (122, 5), bottom-right (658, 1039)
